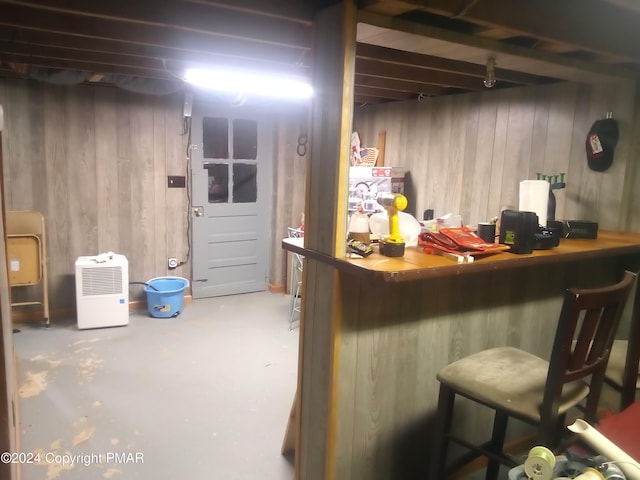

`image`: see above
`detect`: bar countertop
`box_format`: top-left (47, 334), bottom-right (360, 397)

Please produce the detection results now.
top-left (282, 231), bottom-right (640, 282)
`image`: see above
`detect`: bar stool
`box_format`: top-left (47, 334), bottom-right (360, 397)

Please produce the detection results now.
top-left (604, 274), bottom-right (640, 411)
top-left (429, 271), bottom-right (636, 480)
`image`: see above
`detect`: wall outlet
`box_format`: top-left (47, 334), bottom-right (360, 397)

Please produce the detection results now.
top-left (168, 257), bottom-right (178, 269)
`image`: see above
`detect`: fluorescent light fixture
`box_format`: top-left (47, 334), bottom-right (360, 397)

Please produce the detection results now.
top-left (184, 67), bottom-right (313, 99)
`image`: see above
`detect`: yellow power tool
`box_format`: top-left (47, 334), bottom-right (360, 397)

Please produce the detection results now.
top-left (377, 192), bottom-right (408, 257)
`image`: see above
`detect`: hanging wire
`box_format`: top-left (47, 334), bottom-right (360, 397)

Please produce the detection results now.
top-left (182, 115), bottom-right (193, 267)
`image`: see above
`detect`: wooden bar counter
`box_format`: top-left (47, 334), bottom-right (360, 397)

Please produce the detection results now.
top-left (287, 231), bottom-right (640, 480)
top-left (283, 231), bottom-right (640, 282)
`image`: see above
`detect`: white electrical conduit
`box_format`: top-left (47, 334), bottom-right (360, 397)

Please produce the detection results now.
top-left (567, 419), bottom-right (640, 480)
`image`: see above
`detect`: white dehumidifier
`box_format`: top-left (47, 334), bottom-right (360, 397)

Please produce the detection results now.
top-left (75, 253), bottom-right (129, 329)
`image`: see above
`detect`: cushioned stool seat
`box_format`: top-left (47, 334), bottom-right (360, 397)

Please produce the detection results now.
top-left (438, 346), bottom-right (589, 422)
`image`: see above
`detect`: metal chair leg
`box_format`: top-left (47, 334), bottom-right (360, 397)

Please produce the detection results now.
top-left (289, 281), bottom-right (300, 330)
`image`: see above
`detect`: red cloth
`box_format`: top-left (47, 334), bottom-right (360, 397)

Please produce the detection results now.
top-left (596, 400), bottom-right (640, 461)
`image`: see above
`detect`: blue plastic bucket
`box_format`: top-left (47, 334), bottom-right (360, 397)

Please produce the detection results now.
top-left (143, 277), bottom-right (189, 318)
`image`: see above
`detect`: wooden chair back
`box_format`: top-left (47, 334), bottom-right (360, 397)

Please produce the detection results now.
top-left (541, 270), bottom-right (636, 438)
top-left (616, 275), bottom-right (640, 409)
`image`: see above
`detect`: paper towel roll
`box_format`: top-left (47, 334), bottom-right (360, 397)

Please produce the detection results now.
top-left (519, 180), bottom-right (549, 226)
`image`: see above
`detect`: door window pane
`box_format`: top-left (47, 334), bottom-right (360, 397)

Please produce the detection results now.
top-left (233, 164), bottom-right (257, 203)
top-left (203, 117), bottom-right (229, 159)
top-left (233, 119), bottom-right (257, 160)
top-left (207, 163), bottom-right (229, 203)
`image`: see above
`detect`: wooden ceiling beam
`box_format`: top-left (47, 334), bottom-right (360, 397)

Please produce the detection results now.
top-left (356, 42), bottom-right (545, 85)
top-left (0, 4), bottom-right (234, 48)
top-left (0, 0), bottom-right (632, 102)
top-left (354, 73), bottom-right (446, 96)
top-left (1, 53), bottom-right (176, 80)
top-left (0, 27), bottom-right (310, 74)
top-left (353, 94), bottom-right (390, 105)
top-left (357, 10), bottom-right (638, 80)
top-left (354, 85), bottom-right (417, 101)
top-left (536, 42), bottom-right (582, 55)
top-left (356, 58), bottom-right (487, 90)
top-left (0, 41), bottom-right (310, 80)
top-left (363, 0), bottom-right (640, 63)
top-left (357, 0), bottom-right (417, 17)
top-left (0, 43), bottom-right (165, 73)
top-left (471, 27), bottom-right (519, 41)
top-left (1, 0), bottom-right (312, 49)
top-left (184, 0), bottom-right (317, 23)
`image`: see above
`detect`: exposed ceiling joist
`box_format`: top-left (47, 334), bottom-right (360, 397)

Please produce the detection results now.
top-left (354, 73), bottom-right (447, 97)
top-left (357, 57), bottom-right (490, 91)
top-left (0, 26), bottom-right (306, 69)
top-left (355, 85), bottom-right (414, 101)
top-left (357, 11), bottom-right (639, 83)
top-left (3, 53), bottom-right (173, 80)
top-left (0, 30), bottom-right (309, 80)
top-left (364, 0), bottom-right (640, 63)
top-left (185, 0), bottom-right (318, 22)
top-left (0, 0), bottom-right (638, 104)
top-left (355, 42), bottom-right (549, 85)
top-left (1, 0), bottom-right (312, 48)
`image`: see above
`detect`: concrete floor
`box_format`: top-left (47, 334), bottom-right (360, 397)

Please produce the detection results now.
top-left (13, 291), bottom-right (299, 480)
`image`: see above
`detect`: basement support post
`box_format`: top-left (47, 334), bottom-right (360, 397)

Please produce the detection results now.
top-left (295, 1), bottom-right (357, 480)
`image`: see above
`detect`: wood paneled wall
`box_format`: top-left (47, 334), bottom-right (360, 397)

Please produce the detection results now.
top-left (0, 78), bottom-right (309, 314)
top-left (0, 79), bottom-right (190, 312)
top-left (271, 108), bottom-right (309, 292)
top-left (3, 75), bottom-right (638, 317)
top-left (354, 80), bottom-right (640, 232)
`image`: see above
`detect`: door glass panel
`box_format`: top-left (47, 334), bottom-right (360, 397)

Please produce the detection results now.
top-left (207, 163), bottom-right (229, 203)
top-left (233, 119), bottom-right (257, 160)
top-left (203, 117), bottom-right (229, 159)
top-left (233, 163), bottom-right (257, 203)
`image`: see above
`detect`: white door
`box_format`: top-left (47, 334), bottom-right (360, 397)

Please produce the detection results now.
top-left (191, 104), bottom-right (273, 298)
